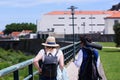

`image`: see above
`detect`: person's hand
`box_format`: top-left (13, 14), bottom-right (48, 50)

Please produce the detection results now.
top-left (72, 59), bottom-right (77, 62)
top-left (38, 68), bottom-right (42, 74)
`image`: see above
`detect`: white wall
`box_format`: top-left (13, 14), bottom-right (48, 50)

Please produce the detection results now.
top-left (105, 18), bottom-right (120, 34)
top-left (37, 13), bottom-right (111, 34)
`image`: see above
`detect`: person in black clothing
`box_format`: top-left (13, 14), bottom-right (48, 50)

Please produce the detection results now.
top-left (74, 36), bottom-right (102, 80)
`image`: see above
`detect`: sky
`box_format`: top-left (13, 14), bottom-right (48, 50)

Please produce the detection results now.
top-left (0, 0), bottom-right (120, 31)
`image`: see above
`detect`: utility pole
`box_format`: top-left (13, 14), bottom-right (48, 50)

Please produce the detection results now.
top-left (83, 22), bottom-right (85, 34)
top-left (68, 6), bottom-right (77, 60)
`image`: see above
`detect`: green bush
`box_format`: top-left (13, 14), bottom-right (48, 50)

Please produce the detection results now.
top-left (0, 48), bottom-right (33, 67)
top-left (0, 62), bottom-right (11, 70)
top-left (113, 23), bottom-right (120, 47)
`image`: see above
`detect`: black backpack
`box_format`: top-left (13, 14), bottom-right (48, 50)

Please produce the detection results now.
top-left (42, 49), bottom-right (59, 77)
top-left (79, 47), bottom-right (102, 80)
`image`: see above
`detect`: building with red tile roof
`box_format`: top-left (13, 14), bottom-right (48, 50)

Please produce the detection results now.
top-left (104, 12), bottom-right (120, 34)
top-left (0, 32), bottom-right (4, 38)
top-left (106, 12), bottom-right (120, 18)
top-left (46, 11), bottom-right (117, 15)
top-left (19, 30), bottom-right (32, 36)
top-left (11, 32), bottom-right (20, 37)
top-left (10, 30), bottom-right (32, 39)
top-left (0, 32), bottom-right (4, 35)
top-left (37, 11), bottom-right (120, 34)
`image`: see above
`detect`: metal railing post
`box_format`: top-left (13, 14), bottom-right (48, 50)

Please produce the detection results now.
top-left (14, 70), bottom-right (19, 80)
top-left (28, 64), bottom-right (33, 80)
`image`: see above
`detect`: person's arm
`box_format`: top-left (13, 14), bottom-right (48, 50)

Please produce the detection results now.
top-left (59, 50), bottom-right (64, 70)
top-left (97, 56), bottom-right (100, 68)
top-left (74, 49), bottom-right (83, 67)
top-left (94, 49), bottom-right (100, 68)
top-left (33, 50), bottom-right (43, 73)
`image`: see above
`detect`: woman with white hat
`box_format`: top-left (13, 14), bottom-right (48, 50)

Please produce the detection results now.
top-left (33, 36), bottom-right (64, 80)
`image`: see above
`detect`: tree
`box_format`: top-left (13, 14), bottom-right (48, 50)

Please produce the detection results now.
top-left (113, 23), bottom-right (120, 47)
top-left (3, 23), bottom-right (37, 35)
top-left (109, 2), bottom-right (120, 11)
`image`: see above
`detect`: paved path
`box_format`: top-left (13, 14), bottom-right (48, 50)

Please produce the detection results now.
top-left (98, 62), bottom-right (107, 80)
top-left (66, 57), bottom-right (107, 80)
top-left (66, 61), bottom-right (79, 80)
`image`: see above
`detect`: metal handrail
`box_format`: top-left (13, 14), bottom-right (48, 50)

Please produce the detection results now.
top-left (0, 41), bottom-right (80, 80)
top-left (0, 59), bottom-right (33, 77)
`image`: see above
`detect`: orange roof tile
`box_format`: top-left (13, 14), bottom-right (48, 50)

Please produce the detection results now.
top-left (11, 32), bottom-right (20, 37)
top-left (22, 30), bottom-right (32, 33)
top-left (0, 32), bottom-right (4, 35)
top-left (45, 11), bottom-right (119, 15)
top-left (106, 12), bottom-right (120, 18)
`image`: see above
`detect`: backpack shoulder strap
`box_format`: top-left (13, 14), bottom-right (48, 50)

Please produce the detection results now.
top-left (44, 49), bottom-right (47, 55)
top-left (55, 49), bottom-right (59, 56)
top-left (44, 49), bottom-right (59, 56)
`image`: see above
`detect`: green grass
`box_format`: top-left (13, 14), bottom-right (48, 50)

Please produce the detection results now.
top-left (98, 42), bottom-right (120, 80)
top-left (98, 42), bottom-right (116, 47)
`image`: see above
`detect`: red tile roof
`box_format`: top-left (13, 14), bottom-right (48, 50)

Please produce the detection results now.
top-left (22, 30), bottom-right (32, 33)
top-left (46, 11), bottom-right (120, 15)
top-left (11, 32), bottom-right (20, 37)
top-left (11, 30), bottom-right (32, 37)
top-left (106, 12), bottom-right (120, 18)
top-left (0, 32), bottom-right (4, 35)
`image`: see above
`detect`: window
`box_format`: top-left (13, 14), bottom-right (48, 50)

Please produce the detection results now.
top-left (114, 20), bottom-right (119, 24)
top-left (47, 28), bottom-right (50, 31)
top-left (47, 28), bottom-right (55, 32)
top-left (89, 17), bottom-right (96, 19)
top-left (97, 24), bottom-right (105, 26)
top-left (81, 17), bottom-right (85, 19)
top-left (81, 22), bottom-right (86, 26)
top-left (89, 24), bottom-right (95, 26)
top-left (58, 17), bottom-right (65, 19)
top-left (53, 24), bottom-right (64, 26)
top-left (69, 24), bottom-right (77, 26)
top-left (69, 17), bottom-right (77, 19)
top-left (51, 28), bottom-right (54, 32)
